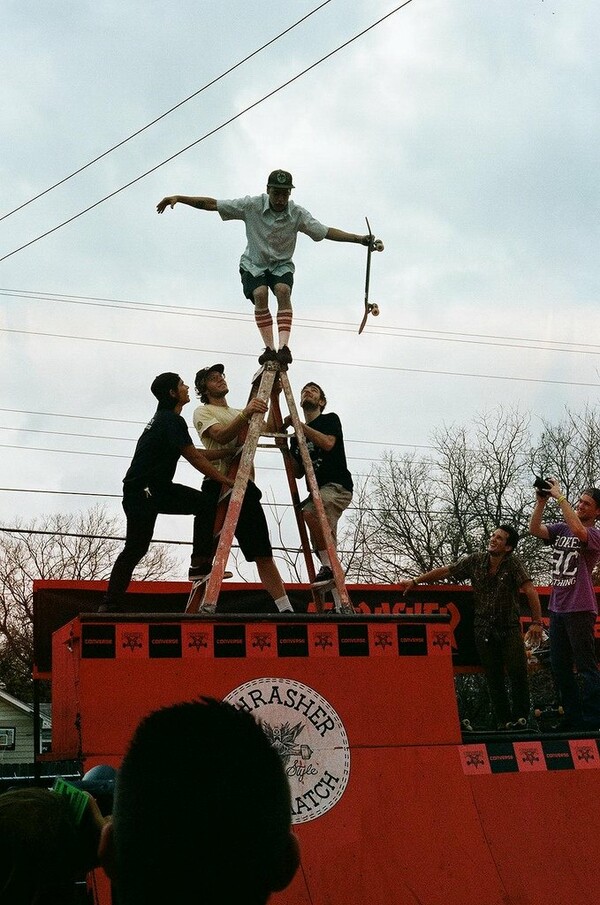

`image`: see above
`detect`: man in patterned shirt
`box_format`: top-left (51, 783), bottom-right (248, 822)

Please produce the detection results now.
top-left (529, 479), bottom-right (600, 730)
top-left (157, 169), bottom-right (378, 364)
top-left (404, 526), bottom-right (543, 730)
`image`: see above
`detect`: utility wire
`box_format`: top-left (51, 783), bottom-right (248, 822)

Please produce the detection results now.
top-left (0, 414), bottom-right (427, 450)
top-left (0, 1), bottom-right (333, 223)
top-left (3, 287), bottom-right (600, 356)
top-left (1, 326), bottom-right (598, 388)
top-left (0, 0), bottom-right (414, 263)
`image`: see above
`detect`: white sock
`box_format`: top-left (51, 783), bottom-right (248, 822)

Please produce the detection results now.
top-left (274, 595), bottom-right (293, 613)
top-left (318, 551), bottom-right (331, 567)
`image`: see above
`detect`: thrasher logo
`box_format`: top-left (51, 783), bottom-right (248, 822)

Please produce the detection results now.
top-left (224, 677), bottom-right (350, 823)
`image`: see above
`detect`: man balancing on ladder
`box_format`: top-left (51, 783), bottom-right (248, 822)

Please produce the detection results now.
top-left (157, 169), bottom-right (382, 364)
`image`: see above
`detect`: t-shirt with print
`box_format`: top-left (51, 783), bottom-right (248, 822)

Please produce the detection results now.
top-left (546, 522), bottom-right (600, 614)
top-left (123, 408), bottom-right (193, 493)
top-left (289, 412), bottom-right (353, 492)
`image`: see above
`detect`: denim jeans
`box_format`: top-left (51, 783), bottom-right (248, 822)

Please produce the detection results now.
top-left (549, 610), bottom-right (600, 729)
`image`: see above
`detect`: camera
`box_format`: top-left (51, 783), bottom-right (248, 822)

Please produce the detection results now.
top-left (533, 476), bottom-right (552, 496)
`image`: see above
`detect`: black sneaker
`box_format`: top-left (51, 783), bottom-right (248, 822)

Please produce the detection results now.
top-left (188, 567), bottom-right (233, 582)
top-left (258, 347), bottom-right (277, 365)
top-left (312, 565), bottom-right (334, 587)
top-left (276, 345), bottom-right (293, 365)
top-left (188, 566), bottom-right (209, 583)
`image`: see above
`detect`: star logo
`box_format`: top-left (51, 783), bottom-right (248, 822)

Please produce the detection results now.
top-left (374, 631), bottom-right (392, 649)
top-left (314, 632), bottom-right (333, 650)
top-left (187, 632), bottom-right (208, 651)
top-left (466, 751), bottom-right (486, 769)
top-left (432, 631), bottom-right (451, 650)
top-left (251, 632), bottom-right (272, 652)
top-left (520, 747), bottom-right (540, 766)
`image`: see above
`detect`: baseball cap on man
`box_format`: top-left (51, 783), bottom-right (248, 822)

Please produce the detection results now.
top-left (194, 363), bottom-right (224, 394)
top-left (583, 487), bottom-right (600, 508)
top-left (267, 169), bottom-right (294, 189)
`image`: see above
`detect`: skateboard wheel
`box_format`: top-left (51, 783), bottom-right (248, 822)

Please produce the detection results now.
top-left (371, 304), bottom-right (380, 317)
top-left (374, 239), bottom-right (384, 251)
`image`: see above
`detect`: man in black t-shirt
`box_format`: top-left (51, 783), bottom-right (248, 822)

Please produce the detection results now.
top-left (287, 382), bottom-right (353, 586)
top-left (101, 373), bottom-right (232, 612)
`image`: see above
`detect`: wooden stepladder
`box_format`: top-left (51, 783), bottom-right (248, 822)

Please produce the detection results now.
top-left (186, 360), bottom-right (353, 614)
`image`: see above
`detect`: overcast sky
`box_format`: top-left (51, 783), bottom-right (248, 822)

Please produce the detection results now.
top-left (1, 0), bottom-right (599, 579)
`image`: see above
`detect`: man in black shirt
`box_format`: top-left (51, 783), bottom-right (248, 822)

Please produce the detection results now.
top-left (287, 382), bottom-right (353, 586)
top-left (101, 373), bottom-right (232, 612)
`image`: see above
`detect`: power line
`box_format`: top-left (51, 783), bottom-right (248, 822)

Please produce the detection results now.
top-left (0, 1), bottom-right (334, 223)
top-left (3, 287), bottom-right (600, 357)
top-left (0, 0), bottom-right (414, 263)
top-left (0, 417), bottom-right (427, 450)
top-left (2, 326), bottom-right (599, 389)
top-left (0, 446), bottom-right (377, 483)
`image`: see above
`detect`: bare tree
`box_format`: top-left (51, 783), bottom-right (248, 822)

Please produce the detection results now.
top-left (0, 505), bottom-right (177, 698)
top-left (340, 405), bottom-right (600, 584)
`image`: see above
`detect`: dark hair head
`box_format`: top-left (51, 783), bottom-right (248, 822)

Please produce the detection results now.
top-left (194, 364), bottom-right (225, 404)
top-left (497, 524), bottom-right (519, 551)
top-left (0, 787), bottom-right (99, 903)
top-left (302, 382), bottom-right (326, 411)
top-left (150, 372), bottom-right (181, 409)
top-left (582, 487), bottom-right (600, 511)
top-left (113, 698), bottom-right (293, 905)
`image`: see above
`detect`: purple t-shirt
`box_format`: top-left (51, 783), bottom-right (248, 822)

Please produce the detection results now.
top-left (547, 522), bottom-right (600, 614)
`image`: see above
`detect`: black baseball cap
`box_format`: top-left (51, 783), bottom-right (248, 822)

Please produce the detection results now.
top-left (267, 169), bottom-right (294, 189)
top-left (194, 363), bottom-right (224, 394)
top-left (583, 487), bottom-right (600, 508)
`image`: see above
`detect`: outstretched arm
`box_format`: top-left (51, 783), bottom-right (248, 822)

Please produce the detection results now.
top-left (403, 565), bottom-right (451, 596)
top-left (157, 195), bottom-right (218, 213)
top-left (325, 227), bottom-right (371, 245)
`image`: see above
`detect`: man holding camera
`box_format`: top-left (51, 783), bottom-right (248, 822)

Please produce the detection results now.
top-left (404, 526), bottom-right (543, 730)
top-left (529, 478), bottom-right (600, 730)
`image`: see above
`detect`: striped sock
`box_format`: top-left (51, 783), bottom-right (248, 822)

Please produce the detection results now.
top-left (255, 309), bottom-right (275, 348)
top-left (277, 309), bottom-right (293, 348)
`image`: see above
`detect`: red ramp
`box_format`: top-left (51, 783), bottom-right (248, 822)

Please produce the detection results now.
top-left (39, 584), bottom-right (600, 905)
